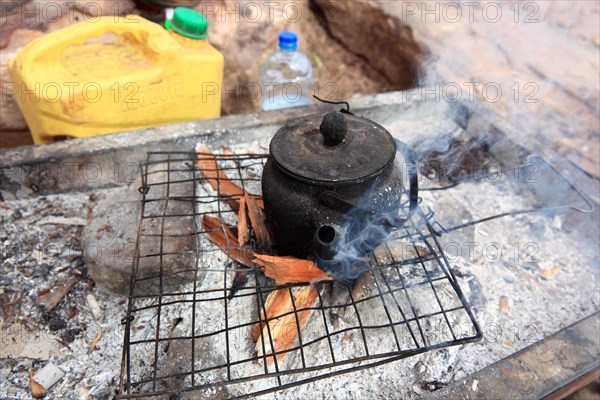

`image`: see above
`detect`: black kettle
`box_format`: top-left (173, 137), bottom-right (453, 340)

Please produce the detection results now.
top-left (261, 110), bottom-right (418, 277)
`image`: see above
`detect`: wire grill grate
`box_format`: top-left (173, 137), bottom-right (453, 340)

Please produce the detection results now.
top-left (117, 151), bottom-right (482, 399)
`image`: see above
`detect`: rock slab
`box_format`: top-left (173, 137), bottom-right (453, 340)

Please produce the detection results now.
top-left (82, 163), bottom-right (197, 296)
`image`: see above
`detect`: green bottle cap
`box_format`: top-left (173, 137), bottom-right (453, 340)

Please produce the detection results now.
top-left (169, 7), bottom-right (208, 40)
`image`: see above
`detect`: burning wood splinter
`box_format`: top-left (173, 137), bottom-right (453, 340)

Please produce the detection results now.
top-left (237, 196), bottom-right (249, 246)
top-left (253, 254), bottom-right (333, 285)
top-left (244, 193), bottom-right (273, 247)
top-left (202, 215), bottom-right (254, 267)
top-left (254, 285), bottom-right (318, 366)
top-left (228, 264), bottom-right (249, 300)
top-left (195, 144), bottom-right (245, 211)
top-left (196, 145), bottom-right (272, 248)
top-left (251, 288), bottom-right (290, 342)
top-left (29, 370), bottom-right (46, 398)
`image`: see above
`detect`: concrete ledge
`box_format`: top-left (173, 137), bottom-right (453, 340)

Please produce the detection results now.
top-left (431, 312), bottom-right (600, 400)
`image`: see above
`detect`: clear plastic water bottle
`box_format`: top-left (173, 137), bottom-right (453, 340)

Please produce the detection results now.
top-left (260, 31), bottom-right (314, 111)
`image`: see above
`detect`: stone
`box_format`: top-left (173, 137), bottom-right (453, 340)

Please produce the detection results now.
top-left (19, 333), bottom-right (63, 360)
top-left (81, 163), bottom-right (197, 296)
top-left (312, 0), bottom-right (425, 88)
top-left (0, 35), bottom-right (35, 132)
top-left (313, 0), bottom-right (599, 179)
top-left (0, 1), bottom-right (46, 50)
top-left (73, 0), bottom-right (137, 16)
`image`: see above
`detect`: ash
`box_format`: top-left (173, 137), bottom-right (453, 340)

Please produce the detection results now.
top-left (1, 138), bottom-right (598, 399)
top-left (0, 191), bottom-right (127, 399)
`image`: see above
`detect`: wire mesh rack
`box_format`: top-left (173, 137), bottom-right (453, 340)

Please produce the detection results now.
top-left (117, 150), bottom-right (484, 399)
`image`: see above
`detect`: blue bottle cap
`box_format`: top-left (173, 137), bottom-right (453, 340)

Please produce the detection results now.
top-left (279, 31), bottom-right (298, 51)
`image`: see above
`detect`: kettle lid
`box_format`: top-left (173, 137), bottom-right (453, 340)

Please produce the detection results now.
top-left (269, 111), bottom-right (396, 184)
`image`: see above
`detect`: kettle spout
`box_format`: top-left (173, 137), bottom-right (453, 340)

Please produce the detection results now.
top-left (313, 224), bottom-right (343, 261)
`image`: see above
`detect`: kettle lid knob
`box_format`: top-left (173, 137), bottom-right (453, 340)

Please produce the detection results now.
top-left (320, 111), bottom-right (347, 146)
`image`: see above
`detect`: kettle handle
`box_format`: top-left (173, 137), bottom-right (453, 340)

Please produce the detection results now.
top-left (395, 139), bottom-right (419, 221)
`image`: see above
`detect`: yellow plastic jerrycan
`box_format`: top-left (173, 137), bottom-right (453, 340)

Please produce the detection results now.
top-left (7, 8), bottom-right (223, 144)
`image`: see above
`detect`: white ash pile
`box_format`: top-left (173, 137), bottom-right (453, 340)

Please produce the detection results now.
top-left (0, 191), bottom-right (128, 399)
